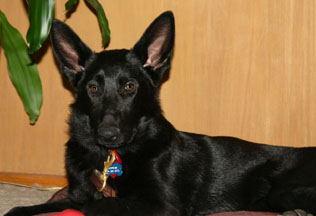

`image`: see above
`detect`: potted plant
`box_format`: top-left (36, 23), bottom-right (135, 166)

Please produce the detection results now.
top-left (0, 0), bottom-right (110, 124)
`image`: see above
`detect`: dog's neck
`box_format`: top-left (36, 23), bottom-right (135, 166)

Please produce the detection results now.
top-left (117, 114), bottom-right (176, 158)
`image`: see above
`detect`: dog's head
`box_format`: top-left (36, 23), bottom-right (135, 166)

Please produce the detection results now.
top-left (51, 11), bottom-right (175, 149)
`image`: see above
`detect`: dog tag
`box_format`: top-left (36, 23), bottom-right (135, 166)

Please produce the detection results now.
top-left (108, 162), bottom-right (123, 178)
top-left (93, 150), bottom-right (116, 192)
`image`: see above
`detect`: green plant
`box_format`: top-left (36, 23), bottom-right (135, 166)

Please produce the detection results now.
top-left (0, 0), bottom-right (110, 124)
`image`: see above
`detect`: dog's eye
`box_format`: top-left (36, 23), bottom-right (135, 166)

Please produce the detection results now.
top-left (124, 81), bottom-right (135, 93)
top-left (89, 84), bottom-right (99, 94)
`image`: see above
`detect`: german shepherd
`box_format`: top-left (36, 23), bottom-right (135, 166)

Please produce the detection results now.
top-left (5, 11), bottom-right (316, 216)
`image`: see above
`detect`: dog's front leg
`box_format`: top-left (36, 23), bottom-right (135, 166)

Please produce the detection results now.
top-left (82, 197), bottom-right (180, 216)
top-left (4, 198), bottom-right (79, 216)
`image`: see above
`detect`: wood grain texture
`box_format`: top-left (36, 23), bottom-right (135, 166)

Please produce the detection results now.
top-left (0, 0), bottom-right (315, 175)
top-left (0, 172), bottom-right (67, 187)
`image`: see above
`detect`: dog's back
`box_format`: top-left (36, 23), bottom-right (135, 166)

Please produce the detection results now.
top-left (159, 131), bottom-right (316, 214)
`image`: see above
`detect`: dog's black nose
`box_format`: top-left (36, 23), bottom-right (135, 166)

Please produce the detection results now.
top-left (100, 127), bottom-right (120, 142)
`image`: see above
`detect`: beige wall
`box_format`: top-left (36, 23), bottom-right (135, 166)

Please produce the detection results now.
top-left (0, 0), bottom-right (315, 175)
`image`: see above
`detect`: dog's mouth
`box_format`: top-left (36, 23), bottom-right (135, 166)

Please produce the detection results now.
top-left (97, 127), bottom-right (138, 149)
top-left (97, 135), bottom-right (125, 148)
top-left (95, 123), bottom-right (139, 149)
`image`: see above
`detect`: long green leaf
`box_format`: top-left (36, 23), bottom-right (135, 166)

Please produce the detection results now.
top-left (85, 0), bottom-right (110, 48)
top-left (26, 0), bottom-right (55, 54)
top-left (0, 10), bottom-right (43, 124)
top-left (65, 0), bottom-right (78, 11)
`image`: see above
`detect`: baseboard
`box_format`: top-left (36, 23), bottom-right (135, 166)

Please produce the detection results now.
top-left (0, 172), bottom-right (68, 187)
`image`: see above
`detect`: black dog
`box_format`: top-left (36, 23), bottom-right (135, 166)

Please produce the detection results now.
top-left (6, 11), bottom-right (316, 216)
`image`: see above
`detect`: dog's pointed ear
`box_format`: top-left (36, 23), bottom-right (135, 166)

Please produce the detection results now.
top-left (51, 19), bottom-right (93, 88)
top-left (130, 11), bottom-right (175, 84)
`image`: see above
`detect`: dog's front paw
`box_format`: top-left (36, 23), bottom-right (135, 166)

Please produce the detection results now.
top-left (4, 207), bottom-right (31, 216)
top-left (280, 209), bottom-right (313, 216)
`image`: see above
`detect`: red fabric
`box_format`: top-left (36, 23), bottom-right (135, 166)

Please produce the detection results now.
top-left (50, 209), bottom-right (85, 216)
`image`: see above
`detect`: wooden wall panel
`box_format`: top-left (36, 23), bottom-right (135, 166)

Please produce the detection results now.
top-left (0, 0), bottom-right (315, 175)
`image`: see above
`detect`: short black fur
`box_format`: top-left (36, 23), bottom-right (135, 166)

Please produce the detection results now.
top-left (5, 11), bottom-right (316, 216)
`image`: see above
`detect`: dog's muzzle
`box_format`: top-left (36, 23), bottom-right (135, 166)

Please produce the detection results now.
top-left (98, 126), bottom-right (120, 143)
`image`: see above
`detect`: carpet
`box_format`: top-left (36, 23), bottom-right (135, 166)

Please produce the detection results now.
top-left (0, 182), bottom-right (57, 215)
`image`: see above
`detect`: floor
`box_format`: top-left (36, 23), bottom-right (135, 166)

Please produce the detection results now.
top-left (0, 182), bottom-right (57, 215)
